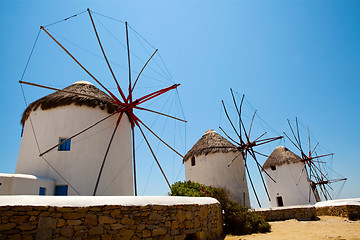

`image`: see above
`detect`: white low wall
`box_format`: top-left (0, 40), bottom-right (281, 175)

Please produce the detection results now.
top-left (315, 198), bottom-right (360, 207)
top-left (254, 198), bottom-right (360, 221)
top-left (0, 173), bottom-right (55, 195)
top-left (0, 195), bottom-right (219, 207)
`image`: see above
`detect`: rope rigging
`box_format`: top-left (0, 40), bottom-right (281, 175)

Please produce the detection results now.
top-left (219, 89), bottom-right (284, 207)
top-left (92, 12), bottom-right (173, 83)
top-left (284, 118), bottom-right (347, 201)
top-left (20, 83), bottom-right (81, 196)
top-left (18, 8), bottom-right (187, 196)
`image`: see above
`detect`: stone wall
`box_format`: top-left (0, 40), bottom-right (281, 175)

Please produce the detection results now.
top-left (0, 197), bottom-right (223, 240)
top-left (254, 202), bottom-right (360, 222)
top-left (254, 205), bottom-right (317, 221)
top-left (316, 205), bottom-right (360, 220)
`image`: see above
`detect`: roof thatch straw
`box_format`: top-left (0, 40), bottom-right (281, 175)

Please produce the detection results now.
top-left (183, 129), bottom-right (238, 162)
top-left (263, 146), bottom-right (302, 169)
top-left (21, 82), bottom-right (120, 125)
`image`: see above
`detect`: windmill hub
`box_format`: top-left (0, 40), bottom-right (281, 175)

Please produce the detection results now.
top-left (237, 141), bottom-right (256, 152)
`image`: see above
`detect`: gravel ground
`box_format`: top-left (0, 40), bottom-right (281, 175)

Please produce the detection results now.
top-left (225, 216), bottom-right (360, 240)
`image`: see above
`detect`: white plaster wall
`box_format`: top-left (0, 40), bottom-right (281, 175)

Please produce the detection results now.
top-left (264, 162), bottom-right (317, 207)
top-left (0, 173), bottom-right (55, 195)
top-left (0, 175), bottom-right (12, 195)
top-left (0, 196), bottom-right (220, 207)
top-left (16, 104), bottom-right (133, 196)
top-left (185, 151), bottom-right (250, 207)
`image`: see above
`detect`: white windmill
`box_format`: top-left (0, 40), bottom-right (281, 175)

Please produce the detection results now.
top-left (263, 118), bottom-right (347, 207)
top-left (183, 129), bottom-right (250, 207)
top-left (0, 9), bottom-right (186, 196)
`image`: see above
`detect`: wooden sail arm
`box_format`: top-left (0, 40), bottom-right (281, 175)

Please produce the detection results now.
top-left (315, 178), bottom-right (347, 185)
top-left (310, 142), bottom-right (320, 156)
top-left (19, 80), bottom-right (125, 107)
top-left (227, 152), bottom-right (242, 167)
top-left (134, 116), bottom-right (184, 158)
top-left (135, 83), bottom-right (180, 105)
top-left (39, 111), bottom-right (121, 157)
top-left (229, 90), bottom-right (250, 145)
top-left (125, 22), bottom-right (132, 103)
top-left (244, 157), bottom-right (261, 207)
top-left (253, 136), bottom-right (283, 146)
top-left (134, 106), bottom-right (187, 123)
top-left (295, 118), bottom-right (305, 155)
top-left (135, 120), bottom-right (171, 189)
top-left (253, 132), bottom-right (267, 142)
top-left (248, 110), bottom-right (257, 139)
top-left (248, 148), bottom-right (276, 183)
top-left (306, 153), bottom-right (334, 161)
top-left (287, 119), bottom-right (302, 150)
top-left (230, 88), bottom-right (243, 141)
top-left (131, 49), bottom-right (158, 93)
top-left (87, 8), bottom-right (127, 103)
top-left (221, 100), bottom-right (242, 142)
top-left (306, 160), bottom-right (329, 183)
top-left (283, 131), bottom-right (303, 152)
top-left (40, 26), bottom-right (122, 104)
top-left (93, 112), bottom-right (124, 196)
top-left (219, 126), bottom-right (241, 146)
top-left (248, 149), bottom-right (272, 201)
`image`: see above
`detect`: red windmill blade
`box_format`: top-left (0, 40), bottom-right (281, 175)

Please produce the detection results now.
top-left (283, 118), bottom-right (347, 201)
top-left (19, 9), bottom-right (186, 196)
top-left (220, 89), bottom-right (283, 207)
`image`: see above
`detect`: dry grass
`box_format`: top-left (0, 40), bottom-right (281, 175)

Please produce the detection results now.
top-left (225, 216), bottom-right (360, 240)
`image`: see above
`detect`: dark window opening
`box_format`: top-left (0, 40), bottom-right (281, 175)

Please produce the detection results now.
top-left (55, 185), bottom-right (68, 196)
top-left (21, 127), bottom-right (24, 137)
top-left (39, 187), bottom-right (46, 195)
top-left (277, 196), bottom-right (284, 207)
top-left (58, 138), bottom-right (71, 151)
top-left (271, 165), bottom-right (276, 171)
top-left (191, 156), bottom-right (195, 166)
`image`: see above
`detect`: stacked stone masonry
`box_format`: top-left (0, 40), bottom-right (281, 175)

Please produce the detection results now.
top-left (316, 205), bottom-right (360, 220)
top-left (0, 204), bottom-right (223, 240)
top-left (255, 205), bottom-right (360, 222)
top-left (254, 206), bottom-right (317, 221)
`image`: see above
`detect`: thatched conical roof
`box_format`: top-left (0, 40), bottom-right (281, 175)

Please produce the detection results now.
top-left (21, 81), bottom-right (120, 125)
top-left (263, 146), bottom-right (303, 169)
top-left (183, 129), bottom-right (237, 162)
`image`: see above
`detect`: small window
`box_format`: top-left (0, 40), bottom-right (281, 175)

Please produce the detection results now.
top-left (21, 127), bottom-right (24, 137)
top-left (191, 156), bottom-right (195, 166)
top-left (277, 196), bottom-right (284, 207)
top-left (270, 165), bottom-right (276, 171)
top-left (55, 185), bottom-right (68, 196)
top-left (39, 187), bottom-right (46, 195)
top-left (58, 138), bottom-right (71, 151)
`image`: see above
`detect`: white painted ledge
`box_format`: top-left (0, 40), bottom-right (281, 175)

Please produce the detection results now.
top-left (253, 204), bottom-right (314, 211)
top-left (253, 198), bottom-right (360, 211)
top-left (0, 196), bottom-right (219, 207)
top-left (315, 198), bottom-right (360, 207)
top-left (0, 173), bottom-right (54, 181)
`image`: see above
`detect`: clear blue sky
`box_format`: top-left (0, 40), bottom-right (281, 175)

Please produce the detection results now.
top-left (1, 0), bottom-right (359, 207)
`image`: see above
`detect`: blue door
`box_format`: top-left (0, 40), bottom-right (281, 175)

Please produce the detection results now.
top-left (39, 187), bottom-right (46, 195)
top-left (55, 185), bottom-right (68, 196)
